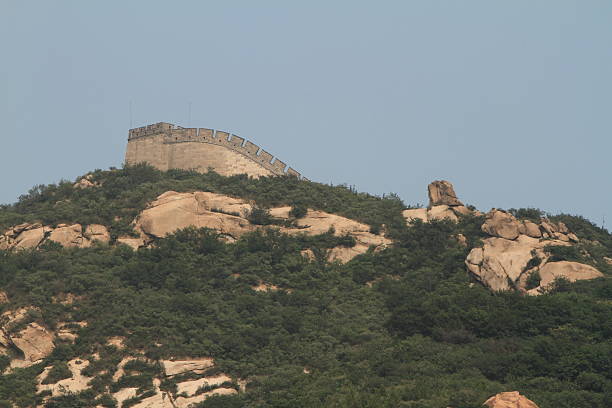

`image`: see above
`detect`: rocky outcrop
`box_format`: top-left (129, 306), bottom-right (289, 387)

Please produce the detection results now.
top-left (536, 261), bottom-right (603, 289)
top-left (8, 323), bottom-right (55, 366)
top-left (404, 181), bottom-right (473, 225)
top-left (130, 192), bottom-right (390, 262)
top-left (135, 191), bottom-right (254, 241)
top-left (466, 210), bottom-right (603, 293)
top-left (38, 358), bottom-right (93, 397)
top-left (73, 174), bottom-right (99, 189)
top-left (428, 180), bottom-right (463, 207)
top-left (481, 210), bottom-right (520, 240)
top-left (484, 391), bottom-right (539, 408)
top-left (162, 358), bottom-right (215, 376)
top-left (1, 223), bottom-right (110, 251)
top-left (270, 207), bottom-right (392, 263)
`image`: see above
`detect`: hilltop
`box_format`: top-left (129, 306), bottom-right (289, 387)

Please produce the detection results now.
top-left (0, 165), bottom-right (610, 408)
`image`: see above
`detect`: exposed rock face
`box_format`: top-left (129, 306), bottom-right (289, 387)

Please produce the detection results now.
top-left (73, 174), bottom-right (98, 189)
top-left (518, 220), bottom-right (542, 238)
top-left (162, 358), bottom-right (215, 376)
top-left (10, 323), bottom-right (55, 364)
top-left (484, 391), bottom-right (539, 408)
top-left (0, 291), bottom-right (8, 304)
top-left (136, 191), bottom-right (253, 241)
top-left (404, 181), bottom-right (472, 226)
top-left (132, 192), bottom-right (390, 263)
top-left (428, 205), bottom-right (459, 222)
top-left (402, 208), bottom-right (429, 223)
top-left (482, 210), bottom-right (520, 240)
top-left (48, 224), bottom-right (88, 248)
top-left (1, 223), bottom-right (110, 251)
top-left (428, 180), bottom-right (463, 207)
top-left (38, 358), bottom-right (92, 397)
top-left (84, 224), bottom-right (110, 243)
top-left (12, 224), bottom-right (49, 249)
top-left (466, 210), bottom-right (603, 293)
top-left (536, 261), bottom-right (604, 288)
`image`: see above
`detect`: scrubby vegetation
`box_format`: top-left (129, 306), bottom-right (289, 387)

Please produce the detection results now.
top-left (0, 166), bottom-right (610, 408)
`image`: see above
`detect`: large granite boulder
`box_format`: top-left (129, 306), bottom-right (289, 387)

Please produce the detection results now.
top-left (481, 210), bottom-right (521, 240)
top-left (484, 391), bottom-right (539, 408)
top-left (536, 261), bottom-right (604, 289)
top-left (428, 180), bottom-right (463, 207)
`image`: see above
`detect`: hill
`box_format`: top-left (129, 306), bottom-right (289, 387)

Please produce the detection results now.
top-left (0, 165), bottom-right (610, 408)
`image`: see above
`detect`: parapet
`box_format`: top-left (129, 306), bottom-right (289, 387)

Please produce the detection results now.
top-left (127, 122), bottom-right (302, 178)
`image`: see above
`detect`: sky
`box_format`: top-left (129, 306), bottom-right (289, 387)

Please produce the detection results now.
top-left (1, 1), bottom-right (611, 228)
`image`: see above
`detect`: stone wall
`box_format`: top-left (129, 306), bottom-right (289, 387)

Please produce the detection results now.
top-left (125, 122), bottom-right (302, 178)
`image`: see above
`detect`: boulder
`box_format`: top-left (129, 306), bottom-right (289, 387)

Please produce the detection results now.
top-left (402, 208), bottom-right (428, 224)
top-left (427, 180), bottom-right (463, 207)
top-left (484, 391), bottom-right (539, 408)
top-left (13, 225), bottom-right (49, 249)
top-left (136, 191), bottom-right (253, 240)
top-left (540, 220), bottom-right (558, 235)
top-left (84, 224), bottom-right (110, 243)
top-left (519, 220), bottom-right (542, 238)
top-left (0, 291), bottom-right (8, 304)
top-left (604, 256), bottom-right (612, 265)
top-left (162, 358), bottom-right (215, 376)
top-left (466, 236), bottom-right (560, 292)
top-left (116, 236), bottom-right (145, 250)
top-left (537, 261), bottom-right (604, 288)
top-left (427, 205), bottom-right (458, 222)
top-left (451, 205), bottom-right (472, 217)
top-left (481, 210), bottom-right (520, 240)
top-left (10, 323), bottom-right (55, 363)
top-left (48, 224), bottom-right (87, 248)
top-left (176, 374), bottom-right (232, 396)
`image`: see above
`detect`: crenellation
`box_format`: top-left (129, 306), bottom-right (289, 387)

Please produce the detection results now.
top-left (125, 122), bottom-right (302, 179)
top-left (198, 128), bottom-right (214, 140)
top-left (286, 168), bottom-right (301, 178)
top-left (257, 150), bottom-right (274, 165)
top-left (229, 135), bottom-right (245, 148)
top-left (271, 159), bottom-right (287, 173)
top-left (244, 141), bottom-right (260, 156)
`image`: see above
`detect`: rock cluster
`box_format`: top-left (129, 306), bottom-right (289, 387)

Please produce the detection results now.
top-left (1, 307), bottom-right (55, 369)
top-left (73, 174), bottom-right (99, 189)
top-left (0, 223), bottom-right (110, 251)
top-left (466, 209), bottom-right (602, 293)
top-left (484, 391), bottom-right (539, 408)
top-left (403, 180), bottom-right (473, 224)
top-left (128, 191), bottom-right (391, 263)
top-left (36, 355), bottom-right (238, 407)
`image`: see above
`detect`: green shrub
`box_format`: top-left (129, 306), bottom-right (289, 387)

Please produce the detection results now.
top-left (41, 362), bottom-right (72, 384)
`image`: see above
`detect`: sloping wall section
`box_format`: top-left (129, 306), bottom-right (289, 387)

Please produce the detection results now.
top-left (125, 122), bottom-right (302, 178)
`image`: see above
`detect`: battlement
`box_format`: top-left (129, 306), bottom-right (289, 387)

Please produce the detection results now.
top-left (126, 122), bottom-right (302, 179)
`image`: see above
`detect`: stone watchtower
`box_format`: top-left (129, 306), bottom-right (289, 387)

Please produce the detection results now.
top-left (124, 122), bottom-right (301, 178)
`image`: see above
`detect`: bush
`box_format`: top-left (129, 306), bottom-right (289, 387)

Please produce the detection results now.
top-left (41, 362), bottom-right (72, 384)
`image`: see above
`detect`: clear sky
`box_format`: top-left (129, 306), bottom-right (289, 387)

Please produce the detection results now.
top-left (1, 1), bottom-right (610, 228)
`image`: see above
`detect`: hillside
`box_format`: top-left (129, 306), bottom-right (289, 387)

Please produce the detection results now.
top-left (0, 165), bottom-right (611, 408)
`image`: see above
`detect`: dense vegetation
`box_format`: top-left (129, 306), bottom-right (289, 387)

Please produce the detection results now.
top-left (0, 166), bottom-right (610, 408)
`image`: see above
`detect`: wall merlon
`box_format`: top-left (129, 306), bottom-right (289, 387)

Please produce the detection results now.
top-left (215, 131), bottom-right (230, 143)
top-left (198, 128), bottom-right (214, 139)
top-left (287, 168), bottom-right (301, 178)
top-left (229, 135), bottom-right (245, 148)
top-left (258, 150), bottom-right (274, 165)
top-left (244, 141), bottom-right (260, 156)
top-left (271, 159), bottom-right (287, 172)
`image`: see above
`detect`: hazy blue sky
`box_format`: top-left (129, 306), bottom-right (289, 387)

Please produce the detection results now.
top-left (1, 1), bottom-right (610, 228)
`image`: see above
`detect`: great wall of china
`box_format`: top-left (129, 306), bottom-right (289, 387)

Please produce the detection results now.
top-left (125, 122), bottom-right (302, 178)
